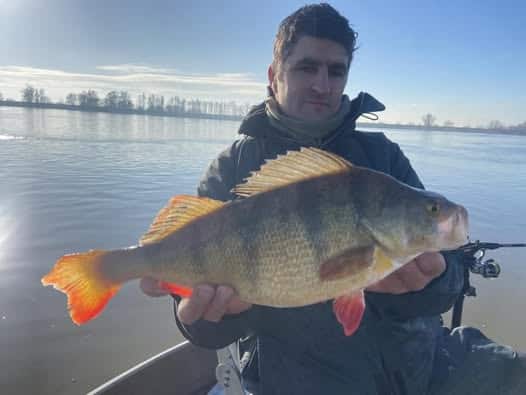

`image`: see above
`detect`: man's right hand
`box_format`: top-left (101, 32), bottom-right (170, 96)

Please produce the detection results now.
top-left (140, 277), bottom-right (252, 325)
top-left (177, 284), bottom-right (253, 324)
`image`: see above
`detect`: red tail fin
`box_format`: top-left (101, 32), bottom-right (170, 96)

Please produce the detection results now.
top-left (41, 250), bottom-right (120, 325)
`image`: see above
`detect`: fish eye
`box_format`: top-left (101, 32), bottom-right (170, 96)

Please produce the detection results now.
top-left (426, 201), bottom-right (440, 216)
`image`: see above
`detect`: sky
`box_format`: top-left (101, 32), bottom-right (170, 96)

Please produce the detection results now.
top-left (0, 0), bottom-right (525, 126)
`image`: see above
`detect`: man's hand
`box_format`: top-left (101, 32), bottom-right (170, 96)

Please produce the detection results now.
top-left (177, 284), bottom-right (253, 324)
top-left (140, 277), bottom-right (252, 325)
top-left (366, 252), bottom-right (446, 294)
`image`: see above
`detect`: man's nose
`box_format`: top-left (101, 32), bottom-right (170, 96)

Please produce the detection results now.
top-left (311, 69), bottom-right (330, 95)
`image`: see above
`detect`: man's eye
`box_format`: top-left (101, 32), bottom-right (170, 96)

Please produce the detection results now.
top-left (299, 66), bottom-right (317, 73)
top-left (329, 69), bottom-right (347, 77)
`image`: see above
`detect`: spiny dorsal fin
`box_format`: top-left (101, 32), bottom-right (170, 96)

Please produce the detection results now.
top-left (139, 195), bottom-right (224, 245)
top-left (233, 147), bottom-right (353, 198)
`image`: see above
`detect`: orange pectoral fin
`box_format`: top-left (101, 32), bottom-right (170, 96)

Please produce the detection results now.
top-left (158, 281), bottom-right (193, 298)
top-left (333, 291), bottom-right (365, 336)
top-left (319, 246), bottom-right (375, 281)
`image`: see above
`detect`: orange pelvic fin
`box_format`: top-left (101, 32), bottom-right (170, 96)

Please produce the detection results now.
top-left (158, 281), bottom-right (193, 298)
top-left (333, 291), bottom-right (365, 336)
top-left (41, 250), bottom-right (120, 325)
top-left (139, 195), bottom-right (224, 246)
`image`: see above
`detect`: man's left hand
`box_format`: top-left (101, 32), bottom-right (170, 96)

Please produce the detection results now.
top-left (366, 252), bottom-right (446, 294)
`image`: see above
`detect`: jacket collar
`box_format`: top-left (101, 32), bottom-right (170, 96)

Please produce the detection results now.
top-left (238, 92), bottom-right (385, 140)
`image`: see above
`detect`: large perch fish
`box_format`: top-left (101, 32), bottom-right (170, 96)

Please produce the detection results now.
top-left (42, 148), bottom-right (468, 336)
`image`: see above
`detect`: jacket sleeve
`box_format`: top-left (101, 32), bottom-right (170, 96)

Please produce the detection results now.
top-left (173, 140), bottom-right (258, 349)
top-left (365, 141), bottom-right (465, 320)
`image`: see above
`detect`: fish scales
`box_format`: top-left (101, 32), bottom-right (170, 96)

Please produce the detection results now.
top-left (132, 172), bottom-right (372, 306)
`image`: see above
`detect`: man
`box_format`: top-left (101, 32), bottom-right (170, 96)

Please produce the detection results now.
top-left (142, 4), bottom-right (525, 394)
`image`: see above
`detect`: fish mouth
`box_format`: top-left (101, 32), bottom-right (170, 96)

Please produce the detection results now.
top-left (436, 205), bottom-right (469, 250)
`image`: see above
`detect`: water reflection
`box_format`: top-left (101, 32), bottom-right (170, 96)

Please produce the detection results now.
top-left (0, 106), bottom-right (525, 394)
top-left (0, 107), bottom-right (240, 143)
top-left (0, 200), bottom-right (15, 268)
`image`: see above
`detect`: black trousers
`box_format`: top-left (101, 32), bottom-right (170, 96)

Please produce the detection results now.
top-left (430, 326), bottom-right (526, 395)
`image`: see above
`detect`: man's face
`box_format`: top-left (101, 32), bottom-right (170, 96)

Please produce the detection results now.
top-left (269, 36), bottom-right (349, 121)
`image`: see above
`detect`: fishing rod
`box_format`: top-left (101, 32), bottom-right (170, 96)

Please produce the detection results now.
top-left (451, 240), bottom-right (526, 328)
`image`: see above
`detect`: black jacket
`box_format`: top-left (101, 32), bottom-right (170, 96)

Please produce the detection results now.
top-left (176, 92), bottom-right (465, 395)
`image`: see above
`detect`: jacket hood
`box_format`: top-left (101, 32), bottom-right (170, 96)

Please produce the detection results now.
top-left (238, 92), bottom-right (385, 140)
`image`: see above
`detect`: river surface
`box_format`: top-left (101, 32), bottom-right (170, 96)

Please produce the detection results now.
top-left (1, 107), bottom-right (525, 394)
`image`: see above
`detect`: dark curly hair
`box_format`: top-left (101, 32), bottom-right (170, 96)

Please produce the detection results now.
top-left (272, 3), bottom-right (358, 72)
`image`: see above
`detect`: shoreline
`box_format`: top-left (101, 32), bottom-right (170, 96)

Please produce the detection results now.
top-left (1, 101), bottom-right (524, 137)
top-left (0, 100), bottom-right (243, 122)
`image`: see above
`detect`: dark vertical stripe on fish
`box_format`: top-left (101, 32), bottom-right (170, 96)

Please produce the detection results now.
top-left (295, 182), bottom-right (327, 263)
top-left (186, 220), bottom-right (207, 275)
top-left (231, 202), bottom-right (261, 286)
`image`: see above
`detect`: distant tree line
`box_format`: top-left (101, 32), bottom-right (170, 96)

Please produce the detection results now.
top-left (16, 85), bottom-right (251, 118)
top-left (2, 86), bottom-right (525, 130)
top-left (20, 85), bottom-right (50, 104)
top-left (421, 113), bottom-right (436, 128)
top-left (420, 112), bottom-right (525, 131)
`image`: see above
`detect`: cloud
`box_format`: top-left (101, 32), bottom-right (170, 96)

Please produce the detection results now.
top-left (96, 64), bottom-right (180, 74)
top-left (0, 64), bottom-right (267, 103)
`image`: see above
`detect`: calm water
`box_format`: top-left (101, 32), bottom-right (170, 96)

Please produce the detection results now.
top-left (1, 107), bottom-right (525, 394)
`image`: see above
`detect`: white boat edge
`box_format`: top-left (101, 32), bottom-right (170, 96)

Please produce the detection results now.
top-left (87, 340), bottom-right (218, 395)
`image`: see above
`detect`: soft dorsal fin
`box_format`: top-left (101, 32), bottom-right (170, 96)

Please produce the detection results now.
top-left (232, 147), bottom-right (352, 198)
top-left (139, 195), bottom-right (224, 245)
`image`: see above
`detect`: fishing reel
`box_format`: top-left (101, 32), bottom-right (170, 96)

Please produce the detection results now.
top-left (459, 240), bottom-right (525, 280)
top-left (451, 240), bottom-right (526, 327)
top-left (459, 250), bottom-right (501, 298)
top-left (468, 249), bottom-right (501, 279)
